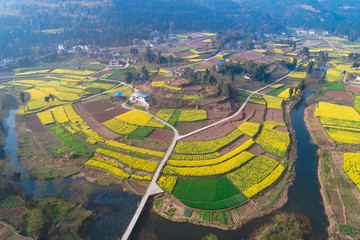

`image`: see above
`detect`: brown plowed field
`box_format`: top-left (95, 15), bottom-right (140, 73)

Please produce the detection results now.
top-left (24, 115), bottom-right (45, 132)
top-left (92, 69), bottom-right (115, 78)
top-left (0, 207), bottom-right (25, 219)
top-left (266, 109), bottom-right (284, 123)
top-left (193, 58), bottom-right (220, 69)
top-left (228, 51), bottom-right (263, 61)
top-left (146, 129), bottom-right (174, 141)
top-left (248, 144), bottom-right (265, 156)
top-left (220, 135), bottom-right (251, 155)
top-left (73, 103), bottom-right (121, 140)
top-left (93, 108), bottom-right (129, 123)
top-left (245, 103), bottom-right (266, 124)
top-left (83, 100), bottom-right (130, 123)
top-left (181, 122), bottom-right (235, 142)
top-left (274, 125), bottom-right (288, 133)
top-left (348, 86), bottom-right (360, 95)
top-left (323, 91), bottom-right (354, 101)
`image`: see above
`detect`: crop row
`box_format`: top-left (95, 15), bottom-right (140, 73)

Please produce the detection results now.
top-left (163, 151), bottom-right (254, 177)
top-left (167, 139), bottom-right (254, 167)
top-left (226, 155), bottom-right (279, 191)
top-left (174, 129), bottom-right (243, 155)
top-left (199, 210), bottom-right (235, 225)
top-left (131, 174), bottom-right (152, 181)
top-left (170, 152), bottom-right (221, 161)
top-left (263, 96), bottom-right (283, 110)
top-left (86, 156), bottom-right (130, 178)
top-left (242, 164), bottom-right (284, 198)
top-left (177, 110), bottom-right (207, 122)
top-left (50, 126), bottom-right (92, 154)
top-left (343, 153), bottom-right (360, 191)
top-left (255, 126), bottom-right (289, 158)
top-left (51, 69), bottom-right (96, 76)
top-left (96, 148), bottom-right (159, 173)
top-left (182, 194), bottom-right (247, 210)
top-left (52, 106), bottom-right (70, 123)
top-left (103, 118), bottom-right (138, 135)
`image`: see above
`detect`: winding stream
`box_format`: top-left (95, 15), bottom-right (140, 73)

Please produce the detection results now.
top-left (3, 108), bottom-right (140, 239)
top-left (3, 92), bottom-right (328, 239)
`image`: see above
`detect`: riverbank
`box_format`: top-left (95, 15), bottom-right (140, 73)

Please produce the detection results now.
top-left (148, 95), bottom-right (301, 231)
top-left (304, 100), bottom-right (360, 239)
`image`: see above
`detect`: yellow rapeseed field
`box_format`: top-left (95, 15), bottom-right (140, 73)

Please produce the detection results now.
top-left (157, 175), bottom-right (177, 193)
top-left (326, 69), bottom-right (343, 82)
top-left (116, 110), bottom-right (153, 126)
top-left (288, 71), bottom-right (307, 79)
top-left (263, 96), bottom-right (283, 110)
top-left (163, 151), bottom-right (255, 177)
top-left (86, 156), bottom-right (130, 178)
top-left (315, 102), bottom-right (360, 122)
top-left (343, 153), bottom-right (360, 191)
top-left (177, 110), bottom-right (207, 122)
top-left (37, 111), bottom-right (55, 125)
top-left (51, 69), bottom-right (96, 76)
top-left (238, 122), bottom-right (260, 137)
top-left (242, 164), bottom-right (284, 198)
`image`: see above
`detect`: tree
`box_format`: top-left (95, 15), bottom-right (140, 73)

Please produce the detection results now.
top-left (306, 61), bottom-right (314, 73)
top-left (201, 233), bottom-right (218, 240)
top-left (209, 75), bottom-right (217, 85)
top-left (20, 91), bottom-right (25, 103)
top-left (27, 208), bottom-right (45, 238)
top-left (125, 72), bottom-right (133, 83)
top-left (142, 66), bottom-right (149, 80)
top-left (289, 87), bottom-right (293, 97)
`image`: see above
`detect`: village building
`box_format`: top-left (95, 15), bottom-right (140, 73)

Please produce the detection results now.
top-left (113, 92), bottom-right (125, 102)
top-left (129, 92), bottom-right (150, 106)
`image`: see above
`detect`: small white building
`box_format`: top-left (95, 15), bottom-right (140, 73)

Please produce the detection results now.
top-left (356, 75), bottom-right (360, 81)
top-left (130, 92), bottom-right (150, 106)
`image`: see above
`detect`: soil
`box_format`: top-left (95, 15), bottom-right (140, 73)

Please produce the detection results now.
top-left (146, 129), bottom-right (174, 141)
top-left (304, 104), bottom-right (335, 148)
top-left (245, 103), bottom-right (266, 124)
top-left (323, 91), bottom-right (354, 101)
top-left (128, 180), bottom-right (148, 196)
top-left (91, 69), bottom-right (115, 78)
top-left (182, 84), bottom-right (202, 91)
top-left (227, 51), bottom-right (263, 61)
top-left (24, 114), bottom-right (45, 132)
top-left (193, 58), bottom-right (221, 70)
top-left (348, 86), bottom-right (360, 95)
top-left (247, 144), bottom-right (266, 156)
top-left (0, 207), bottom-right (26, 220)
top-left (274, 125), bottom-right (288, 133)
top-left (93, 107), bottom-right (129, 123)
top-left (73, 102), bottom-right (121, 140)
top-left (180, 122), bottom-right (235, 142)
top-left (219, 135), bottom-right (251, 155)
top-left (265, 109), bottom-right (285, 123)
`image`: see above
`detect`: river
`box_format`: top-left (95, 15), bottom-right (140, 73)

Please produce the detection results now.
top-left (4, 92), bottom-right (328, 239)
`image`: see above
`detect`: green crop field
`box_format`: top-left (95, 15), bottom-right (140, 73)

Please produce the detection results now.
top-left (326, 82), bottom-right (346, 92)
top-left (128, 127), bottom-right (154, 138)
top-left (173, 177), bottom-right (240, 202)
top-left (180, 193), bottom-right (247, 210)
top-left (50, 126), bottom-right (92, 154)
top-left (267, 85), bottom-right (289, 96)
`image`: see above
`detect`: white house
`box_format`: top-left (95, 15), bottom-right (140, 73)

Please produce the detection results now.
top-left (356, 75), bottom-right (360, 81)
top-left (130, 92), bottom-right (150, 106)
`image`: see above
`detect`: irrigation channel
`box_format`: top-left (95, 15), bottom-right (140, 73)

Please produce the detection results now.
top-left (3, 91), bottom-right (328, 239)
